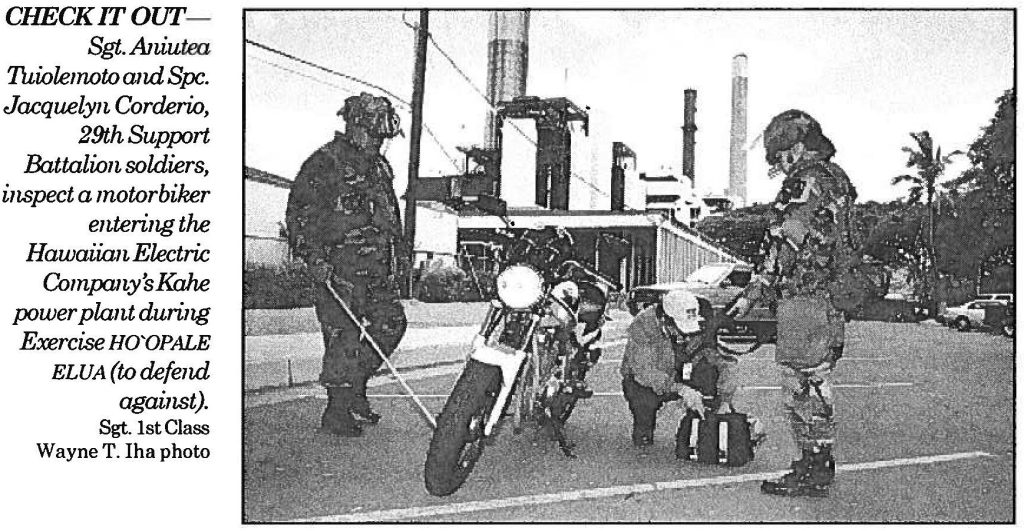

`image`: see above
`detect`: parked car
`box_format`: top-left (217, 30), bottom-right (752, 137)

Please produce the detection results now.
top-left (983, 302), bottom-right (1015, 338)
top-left (941, 299), bottom-right (1008, 332)
top-left (849, 297), bottom-right (928, 323)
top-left (977, 293), bottom-right (1014, 304)
top-left (627, 262), bottom-right (776, 345)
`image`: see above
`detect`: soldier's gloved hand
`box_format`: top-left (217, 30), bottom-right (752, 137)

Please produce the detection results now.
top-left (675, 384), bottom-right (705, 419)
top-left (727, 296), bottom-right (753, 318)
top-left (309, 260), bottom-right (334, 284)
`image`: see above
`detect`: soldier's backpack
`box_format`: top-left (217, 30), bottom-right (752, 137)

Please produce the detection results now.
top-left (675, 408), bottom-right (756, 466)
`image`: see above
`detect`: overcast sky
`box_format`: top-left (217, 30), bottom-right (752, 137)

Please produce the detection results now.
top-left (245, 9), bottom-right (1013, 205)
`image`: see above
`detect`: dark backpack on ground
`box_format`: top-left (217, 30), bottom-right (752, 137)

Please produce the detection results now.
top-left (675, 408), bottom-right (755, 466)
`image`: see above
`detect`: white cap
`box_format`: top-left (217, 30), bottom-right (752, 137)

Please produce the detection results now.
top-left (662, 290), bottom-right (703, 334)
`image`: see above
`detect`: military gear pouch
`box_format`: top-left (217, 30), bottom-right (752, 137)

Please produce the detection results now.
top-left (775, 295), bottom-right (842, 369)
top-left (675, 410), bottom-right (755, 466)
top-left (829, 265), bottom-right (875, 313)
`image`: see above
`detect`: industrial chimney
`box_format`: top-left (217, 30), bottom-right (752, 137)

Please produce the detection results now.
top-left (484, 11), bottom-right (530, 150)
top-left (728, 54), bottom-right (748, 207)
top-left (682, 89), bottom-right (697, 190)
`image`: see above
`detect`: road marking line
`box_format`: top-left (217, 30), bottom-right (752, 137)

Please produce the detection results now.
top-left (293, 451), bottom-right (992, 522)
top-left (249, 372), bottom-right (912, 408)
top-left (368, 394), bottom-right (450, 398)
top-left (365, 383), bottom-right (915, 399)
top-left (600, 357), bottom-right (893, 365)
top-left (743, 382), bottom-right (913, 390)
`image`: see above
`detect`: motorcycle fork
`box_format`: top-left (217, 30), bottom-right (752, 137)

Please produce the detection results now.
top-left (479, 314), bottom-right (539, 437)
top-left (511, 341), bottom-right (541, 433)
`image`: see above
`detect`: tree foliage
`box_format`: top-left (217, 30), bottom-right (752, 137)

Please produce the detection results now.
top-left (892, 131), bottom-right (960, 207)
top-left (694, 89), bottom-right (1014, 296)
top-left (694, 203), bottom-right (773, 263)
top-left (942, 88), bottom-right (1016, 291)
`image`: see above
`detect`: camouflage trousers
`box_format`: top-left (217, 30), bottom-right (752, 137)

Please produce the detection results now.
top-left (776, 294), bottom-right (843, 451)
top-left (313, 247), bottom-right (407, 388)
top-left (781, 366), bottom-right (835, 451)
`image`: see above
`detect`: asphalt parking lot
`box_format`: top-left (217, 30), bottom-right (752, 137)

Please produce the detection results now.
top-left (243, 320), bottom-right (1014, 523)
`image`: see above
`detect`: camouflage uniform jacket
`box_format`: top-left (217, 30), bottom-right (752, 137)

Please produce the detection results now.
top-left (285, 133), bottom-right (407, 276)
top-left (742, 160), bottom-right (858, 304)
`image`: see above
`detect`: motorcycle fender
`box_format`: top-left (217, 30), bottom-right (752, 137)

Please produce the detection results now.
top-left (468, 345), bottom-right (526, 436)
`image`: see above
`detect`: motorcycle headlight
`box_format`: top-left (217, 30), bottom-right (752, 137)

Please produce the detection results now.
top-left (496, 265), bottom-right (544, 309)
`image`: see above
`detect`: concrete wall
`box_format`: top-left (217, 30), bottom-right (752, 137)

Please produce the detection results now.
top-left (621, 156), bottom-right (644, 211)
top-left (244, 170), bottom-right (459, 269)
top-left (414, 202), bottom-right (459, 267)
top-left (499, 118), bottom-right (539, 208)
top-left (245, 178), bottom-right (289, 238)
top-left (568, 120), bottom-right (595, 210)
top-left (245, 176), bottom-right (291, 267)
top-left (567, 111), bottom-right (612, 211)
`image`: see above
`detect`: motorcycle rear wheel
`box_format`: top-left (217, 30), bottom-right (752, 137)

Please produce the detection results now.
top-left (424, 359), bottom-right (501, 497)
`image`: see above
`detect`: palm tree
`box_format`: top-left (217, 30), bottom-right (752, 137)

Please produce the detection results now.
top-left (891, 131), bottom-right (960, 298)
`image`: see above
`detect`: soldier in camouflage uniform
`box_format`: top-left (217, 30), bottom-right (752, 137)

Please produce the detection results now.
top-left (285, 92), bottom-right (409, 437)
top-left (730, 110), bottom-right (861, 497)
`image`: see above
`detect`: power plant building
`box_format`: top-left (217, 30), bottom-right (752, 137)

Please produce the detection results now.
top-left (244, 10), bottom-right (742, 292)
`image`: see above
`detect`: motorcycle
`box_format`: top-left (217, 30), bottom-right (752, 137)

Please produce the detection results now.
top-left (423, 200), bottom-right (618, 497)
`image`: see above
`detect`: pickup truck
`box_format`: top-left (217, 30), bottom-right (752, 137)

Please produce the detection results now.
top-left (627, 262), bottom-right (776, 345)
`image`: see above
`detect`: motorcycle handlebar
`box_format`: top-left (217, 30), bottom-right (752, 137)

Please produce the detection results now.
top-left (560, 260), bottom-right (621, 292)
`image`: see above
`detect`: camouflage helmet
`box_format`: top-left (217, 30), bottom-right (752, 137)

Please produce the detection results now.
top-left (337, 92), bottom-right (402, 138)
top-left (763, 109), bottom-right (835, 163)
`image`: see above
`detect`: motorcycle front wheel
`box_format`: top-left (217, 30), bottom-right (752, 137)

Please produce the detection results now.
top-left (424, 359), bottom-right (501, 497)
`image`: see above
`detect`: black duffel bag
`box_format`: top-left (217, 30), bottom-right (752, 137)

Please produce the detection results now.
top-left (675, 408), bottom-right (755, 466)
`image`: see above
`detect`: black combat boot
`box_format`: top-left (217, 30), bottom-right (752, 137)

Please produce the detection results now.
top-left (806, 446), bottom-right (836, 491)
top-left (761, 447), bottom-right (834, 497)
top-left (349, 378), bottom-right (381, 425)
top-left (319, 386), bottom-right (363, 437)
top-left (631, 427), bottom-right (654, 449)
top-left (761, 449), bottom-right (816, 497)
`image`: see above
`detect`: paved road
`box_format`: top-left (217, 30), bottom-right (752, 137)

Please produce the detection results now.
top-left (243, 320), bottom-right (1014, 523)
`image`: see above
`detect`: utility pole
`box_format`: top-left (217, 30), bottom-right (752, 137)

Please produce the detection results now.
top-left (403, 9), bottom-right (428, 298)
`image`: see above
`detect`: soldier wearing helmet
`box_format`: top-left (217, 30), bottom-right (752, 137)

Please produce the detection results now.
top-left (730, 110), bottom-right (861, 497)
top-left (620, 290), bottom-right (738, 450)
top-left (285, 92), bottom-right (409, 437)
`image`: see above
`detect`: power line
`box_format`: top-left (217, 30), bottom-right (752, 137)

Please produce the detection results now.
top-left (247, 47), bottom-right (462, 172)
top-left (246, 39), bottom-right (409, 106)
top-left (249, 31), bottom-right (647, 211)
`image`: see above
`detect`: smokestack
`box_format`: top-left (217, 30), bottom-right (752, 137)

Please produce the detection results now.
top-left (682, 89), bottom-right (697, 190)
top-left (484, 11), bottom-right (530, 150)
top-left (728, 54), bottom-right (748, 207)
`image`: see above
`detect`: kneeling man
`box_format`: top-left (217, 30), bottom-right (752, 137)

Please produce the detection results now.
top-left (620, 290), bottom-right (738, 448)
